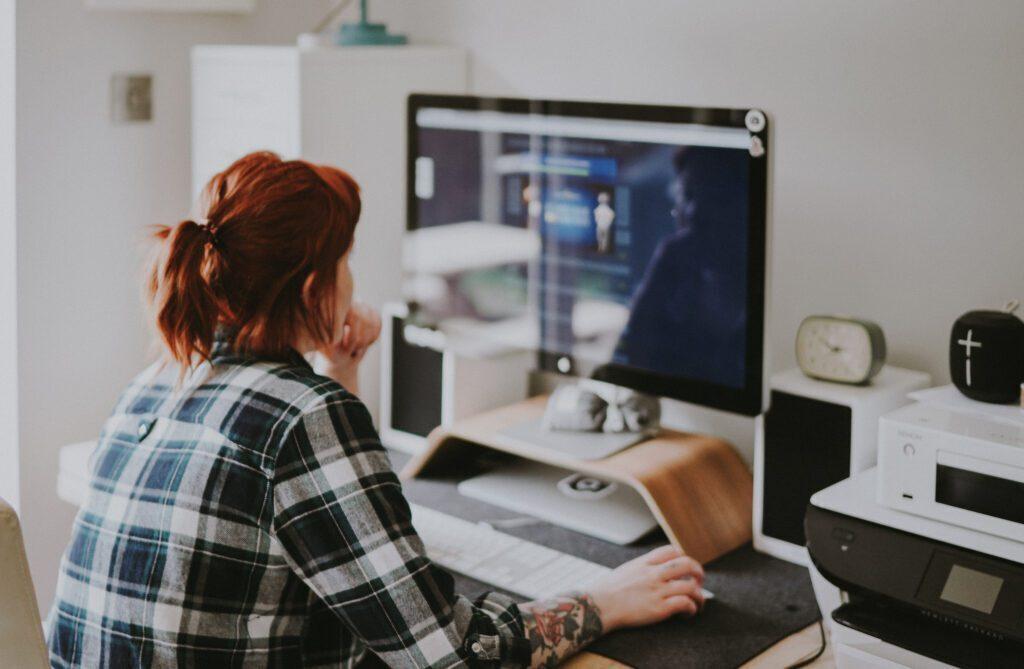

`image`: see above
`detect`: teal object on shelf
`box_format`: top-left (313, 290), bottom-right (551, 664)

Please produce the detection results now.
top-left (337, 0), bottom-right (407, 46)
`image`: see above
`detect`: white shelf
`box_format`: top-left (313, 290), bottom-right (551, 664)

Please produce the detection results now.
top-left (403, 222), bottom-right (541, 276)
top-left (87, 0), bottom-right (255, 12)
top-left (56, 441), bottom-right (96, 508)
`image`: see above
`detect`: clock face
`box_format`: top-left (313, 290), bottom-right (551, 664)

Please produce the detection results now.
top-left (796, 316), bottom-right (884, 384)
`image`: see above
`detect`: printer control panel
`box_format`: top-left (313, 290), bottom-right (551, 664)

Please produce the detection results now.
top-left (916, 549), bottom-right (1024, 635)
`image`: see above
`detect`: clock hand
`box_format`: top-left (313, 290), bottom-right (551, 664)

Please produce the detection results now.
top-left (816, 335), bottom-right (842, 353)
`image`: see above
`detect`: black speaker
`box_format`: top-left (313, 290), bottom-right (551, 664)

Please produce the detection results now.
top-left (949, 308), bottom-right (1024, 404)
top-left (761, 390), bottom-right (851, 549)
top-left (388, 314), bottom-right (444, 440)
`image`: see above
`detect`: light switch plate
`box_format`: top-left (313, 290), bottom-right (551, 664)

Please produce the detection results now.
top-left (111, 73), bottom-right (152, 123)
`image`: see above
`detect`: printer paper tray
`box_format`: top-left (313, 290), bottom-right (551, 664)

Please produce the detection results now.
top-left (833, 600), bottom-right (1022, 669)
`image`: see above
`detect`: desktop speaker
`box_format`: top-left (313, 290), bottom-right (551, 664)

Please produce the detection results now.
top-left (379, 302), bottom-right (532, 454)
top-left (753, 366), bottom-right (929, 565)
top-left (949, 306), bottom-right (1024, 404)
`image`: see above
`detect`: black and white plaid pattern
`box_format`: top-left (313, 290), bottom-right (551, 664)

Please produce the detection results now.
top-left (46, 334), bottom-right (530, 668)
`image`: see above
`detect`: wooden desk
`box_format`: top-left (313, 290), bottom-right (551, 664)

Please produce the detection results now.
top-left (567, 622), bottom-right (833, 668)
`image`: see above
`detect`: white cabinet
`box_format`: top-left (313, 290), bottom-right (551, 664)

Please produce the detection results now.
top-left (192, 45), bottom-right (468, 418)
top-left (192, 47), bottom-right (302, 192)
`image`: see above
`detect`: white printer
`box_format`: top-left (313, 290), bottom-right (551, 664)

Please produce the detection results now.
top-left (807, 468), bottom-right (1024, 669)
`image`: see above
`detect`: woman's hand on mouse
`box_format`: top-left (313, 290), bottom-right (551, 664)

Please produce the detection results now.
top-left (589, 545), bottom-right (705, 632)
top-left (321, 301), bottom-right (382, 395)
top-left (519, 546), bottom-right (704, 666)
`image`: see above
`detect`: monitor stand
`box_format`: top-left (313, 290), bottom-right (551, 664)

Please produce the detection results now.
top-left (457, 460), bottom-right (659, 545)
top-left (401, 395), bottom-right (754, 563)
top-left (494, 418), bottom-right (651, 461)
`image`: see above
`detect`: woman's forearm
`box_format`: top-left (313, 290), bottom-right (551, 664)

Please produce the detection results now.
top-left (520, 592), bottom-right (605, 668)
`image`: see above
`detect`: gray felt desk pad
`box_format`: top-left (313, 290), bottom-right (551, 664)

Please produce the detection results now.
top-left (390, 450), bottom-right (820, 668)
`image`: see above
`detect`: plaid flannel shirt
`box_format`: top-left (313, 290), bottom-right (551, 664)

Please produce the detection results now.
top-left (46, 334), bottom-right (530, 668)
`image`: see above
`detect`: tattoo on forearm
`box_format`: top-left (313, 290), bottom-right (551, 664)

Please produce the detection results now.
top-left (521, 592), bottom-right (604, 668)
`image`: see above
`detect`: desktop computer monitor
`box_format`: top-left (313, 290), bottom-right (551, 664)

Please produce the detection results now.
top-left (404, 95), bottom-right (770, 417)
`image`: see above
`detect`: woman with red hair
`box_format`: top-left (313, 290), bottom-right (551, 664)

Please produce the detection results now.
top-left (46, 152), bottom-right (705, 668)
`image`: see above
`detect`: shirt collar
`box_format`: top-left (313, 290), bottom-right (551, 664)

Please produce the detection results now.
top-left (210, 326), bottom-right (312, 370)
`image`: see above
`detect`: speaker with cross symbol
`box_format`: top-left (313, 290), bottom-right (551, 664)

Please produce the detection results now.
top-left (949, 301), bottom-right (1024, 403)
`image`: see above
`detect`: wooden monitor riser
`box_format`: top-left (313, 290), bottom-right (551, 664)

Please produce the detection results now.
top-left (401, 395), bottom-right (753, 564)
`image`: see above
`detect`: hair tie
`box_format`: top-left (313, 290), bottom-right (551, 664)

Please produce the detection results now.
top-left (193, 218), bottom-right (222, 252)
top-left (205, 227), bottom-right (222, 252)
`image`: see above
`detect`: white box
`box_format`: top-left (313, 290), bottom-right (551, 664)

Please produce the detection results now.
top-left (877, 401), bottom-right (1024, 541)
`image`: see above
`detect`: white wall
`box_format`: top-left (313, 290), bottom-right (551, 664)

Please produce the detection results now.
top-left (381, 0), bottom-right (1024, 383)
top-left (0, 0), bottom-right (15, 512)
top-left (375, 0), bottom-right (1024, 450)
top-left (16, 0), bottom-right (334, 612)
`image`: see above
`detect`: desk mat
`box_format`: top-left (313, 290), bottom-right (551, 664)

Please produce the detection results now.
top-left (393, 450), bottom-right (820, 668)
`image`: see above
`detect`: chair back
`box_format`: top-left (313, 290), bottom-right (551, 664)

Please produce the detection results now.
top-left (0, 497), bottom-right (49, 669)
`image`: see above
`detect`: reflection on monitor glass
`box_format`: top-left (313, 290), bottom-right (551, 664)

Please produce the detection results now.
top-left (405, 105), bottom-right (755, 391)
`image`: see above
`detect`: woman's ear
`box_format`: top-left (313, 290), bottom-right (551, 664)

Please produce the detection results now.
top-left (301, 272), bottom-right (318, 310)
top-left (299, 271), bottom-right (342, 351)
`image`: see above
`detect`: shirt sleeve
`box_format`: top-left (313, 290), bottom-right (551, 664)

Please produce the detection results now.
top-left (271, 391), bottom-right (531, 669)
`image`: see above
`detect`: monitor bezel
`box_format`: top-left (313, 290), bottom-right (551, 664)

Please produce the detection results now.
top-left (406, 93), bottom-right (769, 417)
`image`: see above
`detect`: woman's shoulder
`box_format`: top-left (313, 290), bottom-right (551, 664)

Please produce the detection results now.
top-left (209, 357), bottom-right (366, 430)
top-left (123, 355), bottom-right (352, 407)
top-left (119, 356), bottom-right (369, 451)
top-left (244, 360), bottom-right (375, 438)
top-left (258, 359), bottom-right (357, 408)
top-left (263, 365), bottom-right (384, 466)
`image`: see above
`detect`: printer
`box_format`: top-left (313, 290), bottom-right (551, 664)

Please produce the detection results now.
top-left (806, 468), bottom-right (1024, 668)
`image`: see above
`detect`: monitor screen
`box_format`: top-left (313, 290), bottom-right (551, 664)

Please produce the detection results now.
top-left (404, 95), bottom-right (769, 415)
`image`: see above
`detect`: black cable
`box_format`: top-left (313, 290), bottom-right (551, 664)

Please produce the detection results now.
top-left (784, 619), bottom-right (827, 669)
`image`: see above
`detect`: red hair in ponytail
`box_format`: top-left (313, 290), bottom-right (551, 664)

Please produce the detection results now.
top-left (148, 151), bottom-right (361, 366)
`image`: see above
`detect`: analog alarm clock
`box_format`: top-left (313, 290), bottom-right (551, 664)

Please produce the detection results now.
top-left (795, 315), bottom-right (887, 385)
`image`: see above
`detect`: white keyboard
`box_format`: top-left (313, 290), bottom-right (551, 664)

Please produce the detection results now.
top-left (411, 504), bottom-right (712, 601)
